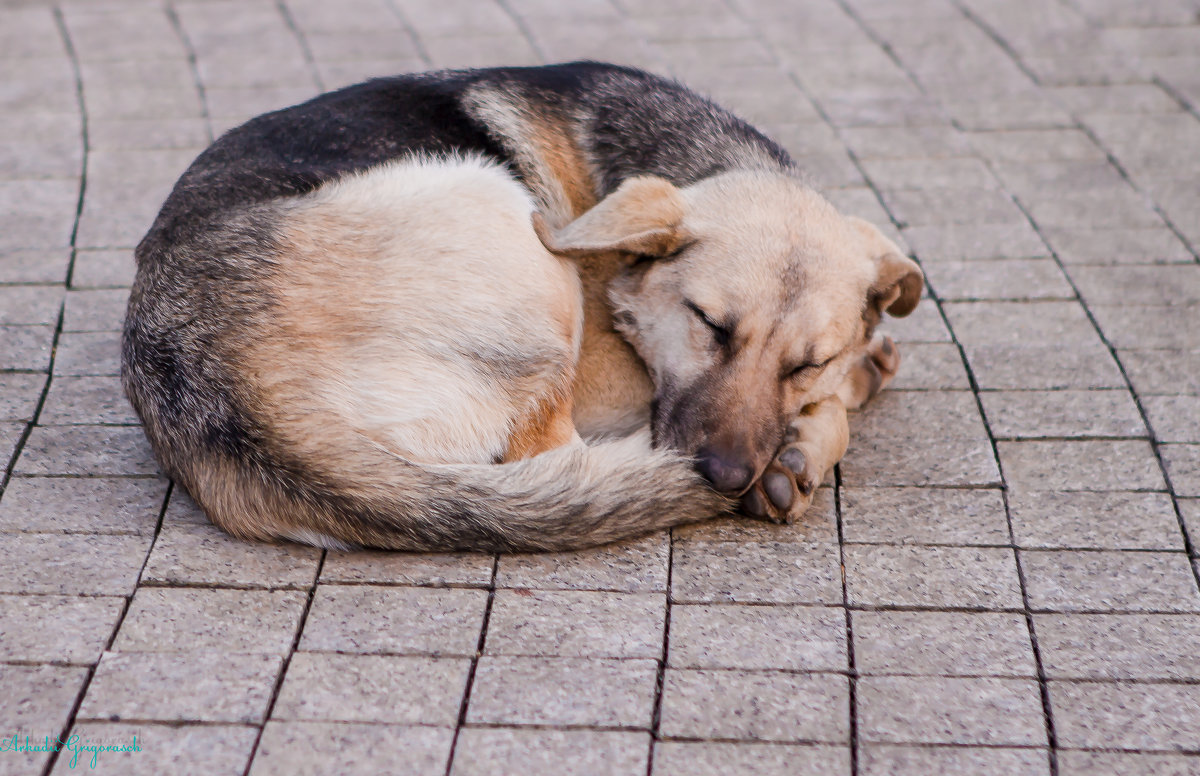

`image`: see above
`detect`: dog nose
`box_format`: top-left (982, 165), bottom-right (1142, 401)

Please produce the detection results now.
top-left (695, 448), bottom-right (753, 493)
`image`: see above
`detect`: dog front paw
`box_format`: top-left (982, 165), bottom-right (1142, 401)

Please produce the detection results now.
top-left (741, 443), bottom-right (822, 524)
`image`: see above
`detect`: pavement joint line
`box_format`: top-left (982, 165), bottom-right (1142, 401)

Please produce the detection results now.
top-left (239, 548), bottom-right (327, 776)
top-left (442, 552), bottom-right (499, 776)
top-left (275, 0), bottom-right (326, 93)
top-left (381, 0), bottom-right (433, 67)
top-left (834, 463), bottom-right (860, 775)
top-left (165, 1), bottom-right (215, 144)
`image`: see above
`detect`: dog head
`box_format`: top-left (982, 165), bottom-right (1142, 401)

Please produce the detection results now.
top-left (536, 171), bottom-right (922, 495)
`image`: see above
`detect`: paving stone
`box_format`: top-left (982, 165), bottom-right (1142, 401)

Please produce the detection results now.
top-left (0, 594), bottom-right (123, 664)
top-left (40, 375), bottom-right (139, 425)
top-left (969, 129), bottom-right (1107, 162)
top-left (999, 440), bottom-right (1166, 492)
top-left (884, 302), bottom-right (954, 343)
top-left (321, 549), bottom-right (493, 586)
top-left (921, 259), bottom-right (1074, 301)
top-left (0, 324), bottom-right (54, 371)
top-left (300, 584), bottom-right (485, 657)
top-left (858, 675), bottom-right (1046, 746)
top-left (671, 541), bottom-right (841, 604)
top-left (1123, 350), bottom-right (1200, 395)
top-left (1143, 396), bottom-right (1200, 443)
top-left (0, 475), bottom-right (165, 535)
top-left (861, 157), bottom-right (999, 190)
top-left (142, 520), bottom-right (321, 587)
top-left (840, 434), bottom-right (1001, 487)
top-left (62, 288), bottom-right (127, 331)
top-left (1021, 189), bottom-right (1164, 229)
top-left (451, 729), bottom-right (648, 776)
top-left (498, 534), bottom-right (668, 593)
top-left (1036, 613), bottom-right (1200, 680)
top-left (0, 421), bottom-right (23, 466)
top-left (86, 117), bottom-right (211, 150)
top-left (1050, 680), bottom-right (1200, 750)
top-left (0, 180), bottom-right (79, 250)
top-left (838, 125), bottom-right (974, 159)
top-left (0, 249), bottom-right (70, 284)
top-left (55, 722), bottom-right (257, 776)
top-left (274, 652), bottom-right (469, 725)
top-left (1090, 305), bottom-right (1200, 350)
top-left (250, 722), bottom-right (453, 776)
top-left (882, 188), bottom-right (1027, 227)
top-left (485, 589), bottom-right (663, 659)
top-left (841, 487), bottom-right (1009, 546)
top-left (668, 604), bottom-right (846, 671)
top-left (0, 373), bottom-right (44, 421)
top-left (845, 545), bottom-right (1022, 609)
top-left (0, 664), bottom-right (89, 776)
top-left (943, 300), bottom-right (1101, 346)
top-left (0, 532), bottom-right (151, 595)
top-left (1043, 226), bottom-right (1194, 265)
top-left (53, 331), bottom-right (123, 376)
top-left (673, 487), bottom-right (837, 544)
top-left (15, 425), bottom-right (159, 475)
top-left (80, 650), bottom-right (281, 724)
top-left (853, 611), bottom-right (1035, 677)
top-left (887, 342), bottom-right (970, 390)
top-left (660, 669), bottom-right (849, 743)
top-left (1072, 266), bottom-right (1200, 307)
top-left (1022, 549), bottom-right (1200, 612)
top-left (654, 742), bottom-right (850, 775)
top-left (848, 390), bottom-right (987, 441)
top-left (991, 159), bottom-right (1128, 196)
top-left (902, 222), bottom-right (1048, 261)
top-left (1056, 751), bottom-right (1200, 776)
top-left (70, 249), bottom-right (136, 288)
top-left (1010, 490), bottom-right (1182, 550)
top-left (114, 587), bottom-right (306, 654)
top-left (965, 343), bottom-right (1127, 390)
top-left (467, 656), bottom-right (658, 728)
top-left (981, 389), bottom-right (1146, 439)
top-left (858, 744), bottom-right (1051, 776)
top-left (1164, 445), bottom-right (1200, 497)
top-left (0, 285), bottom-right (63, 326)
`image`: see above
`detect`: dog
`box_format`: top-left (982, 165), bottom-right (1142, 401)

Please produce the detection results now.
top-left (122, 62), bottom-right (922, 552)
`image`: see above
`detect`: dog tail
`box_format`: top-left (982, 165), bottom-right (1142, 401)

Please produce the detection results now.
top-left (197, 431), bottom-right (735, 552)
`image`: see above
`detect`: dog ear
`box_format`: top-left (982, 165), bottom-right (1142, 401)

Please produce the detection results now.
top-left (870, 251), bottom-right (924, 317)
top-left (848, 217), bottom-right (923, 319)
top-left (534, 176), bottom-right (691, 259)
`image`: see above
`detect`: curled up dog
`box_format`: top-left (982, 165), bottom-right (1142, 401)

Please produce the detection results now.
top-left (122, 62), bottom-right (923, 552)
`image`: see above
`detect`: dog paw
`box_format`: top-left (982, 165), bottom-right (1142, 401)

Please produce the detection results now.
top-left (841, 333), bottom-right (901, 410)
top-left (741, 443), bottom-right (822, 524)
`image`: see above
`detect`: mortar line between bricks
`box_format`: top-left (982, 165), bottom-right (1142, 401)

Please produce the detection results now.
top-left (381, 0), bottom-right (432, 67)
top-left (275, 0), bottom-right (325, 93)
top-left (240, 548), bottom-right (326, 776)
top-left (834, 463), bottom-right (859, 775)
top-left (646, 528), bottom-right (674, 776)
top-left (0, 8), bottom-right (91, 503)
top-left (771, 16), bottom-right (1065, 772)
top-left (494, 0), bottom-right (548, 63)
top-left (945, 0), bottom-right (1200, 589)
top-left (165, 1), bottom-right (215, 144)
top-left (698, 4), bottom-right (1067, 765)
top-left (952, 0), bottom-right (1200, 264)
top-left (39, 469), bottom-right (172, 776)
top-left (444, 553), bottom-right (498, 776)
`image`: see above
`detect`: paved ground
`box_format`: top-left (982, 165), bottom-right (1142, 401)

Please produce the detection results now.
top-left (1, 0), bottom-right (1199, 773)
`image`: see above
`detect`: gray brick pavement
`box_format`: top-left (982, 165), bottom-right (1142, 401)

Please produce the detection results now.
top-left (0, 0), bottom-right (1197, 773)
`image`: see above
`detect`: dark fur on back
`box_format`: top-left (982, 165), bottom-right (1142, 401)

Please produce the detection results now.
top-left (123, 62), bottom-right (787, 551)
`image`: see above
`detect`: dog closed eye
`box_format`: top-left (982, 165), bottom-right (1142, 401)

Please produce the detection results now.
top-left (684, 300), bottom-right (732, 347)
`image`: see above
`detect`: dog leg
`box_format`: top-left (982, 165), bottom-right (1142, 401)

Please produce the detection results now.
top-left (742, 334), bottom-right (901, 523)
top-left (742, 395), bottom-right (848, 523)
top-left (837, 333), bottom-right (901, 411)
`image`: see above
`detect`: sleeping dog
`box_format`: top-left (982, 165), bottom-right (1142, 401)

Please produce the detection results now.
top-left (123, 62), bottom-right (921, 551)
